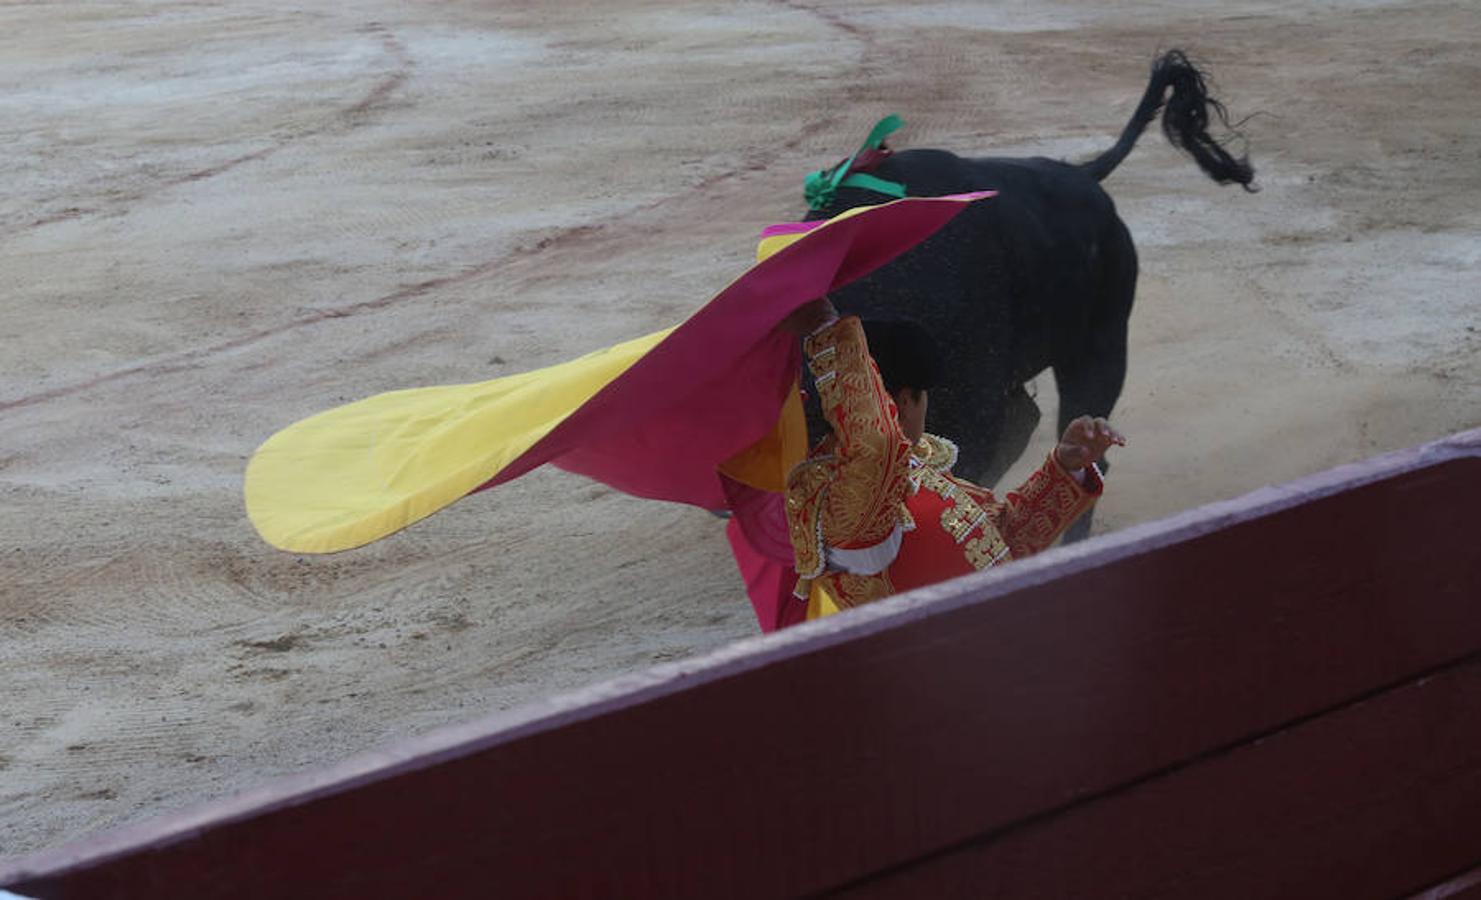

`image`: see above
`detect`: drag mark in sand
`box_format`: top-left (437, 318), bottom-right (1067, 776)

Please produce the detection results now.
top-left (20, 22), bottom-right (415, 234)
top-left (0, 113), bottom-right (851, 413)
top-left (1, 15), bottom-right (880, 414)
top-left (773, 0), bottom-right (875, 45)
top-left (0, 224), bottom-right (600, 414)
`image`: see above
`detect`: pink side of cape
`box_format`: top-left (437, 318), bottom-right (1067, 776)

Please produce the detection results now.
top-left (722, 474), bottom-right (806, 631)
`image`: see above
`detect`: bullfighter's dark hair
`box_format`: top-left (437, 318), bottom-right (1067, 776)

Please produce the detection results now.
top-left (861, 317), bottom-right (942, 395)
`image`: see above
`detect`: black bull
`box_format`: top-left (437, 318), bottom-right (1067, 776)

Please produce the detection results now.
top-left (803, 49), bottom-right (1256, 540)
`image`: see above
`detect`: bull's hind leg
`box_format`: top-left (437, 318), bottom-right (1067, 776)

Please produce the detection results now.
top-left (1054, 226), bottom-right (1136, 543)
top-left (1054, 342), bottom-right (1124, 543)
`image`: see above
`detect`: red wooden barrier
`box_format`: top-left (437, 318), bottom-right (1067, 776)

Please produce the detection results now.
top-left (840, 655), bottom-right (1481, 899)
top-left (3, 428), bottom-right (1478, 899)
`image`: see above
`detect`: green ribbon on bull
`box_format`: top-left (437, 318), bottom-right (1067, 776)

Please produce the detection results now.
top-left (804, 114), bottom-right (908, 211)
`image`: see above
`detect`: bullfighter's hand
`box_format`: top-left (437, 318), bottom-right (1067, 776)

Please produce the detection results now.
top-left (780, 296), bottom-right (838, 336)
top-left (1055, 416), bottom-right (1126, 471)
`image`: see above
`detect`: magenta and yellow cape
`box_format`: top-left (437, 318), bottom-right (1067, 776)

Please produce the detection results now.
top-left (245, 193), bottom-right (992, 625)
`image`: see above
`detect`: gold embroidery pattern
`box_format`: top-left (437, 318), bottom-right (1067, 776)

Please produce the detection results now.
top-left (964, 532), bottom-right (1011, 569)
top-left (913, 434), bottom-right (959, 471)
top-left (1000, 454), bottom-right (1099, 558)
top-left (910, 436), bottom-right (1011, 571)
top-left (804, 318), bottom-right (912, 549)
top-left (785, 457), bottom-right (835, 579)
top-left (938, 493), bottom-right (986, 544)
top-left (786, 318), bottom-right (912, 610)
top-left (911, 465), bottom-right (981, 545)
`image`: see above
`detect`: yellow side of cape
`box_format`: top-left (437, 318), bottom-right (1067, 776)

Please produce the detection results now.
top-left (245, 328), bottom-right (672, 554)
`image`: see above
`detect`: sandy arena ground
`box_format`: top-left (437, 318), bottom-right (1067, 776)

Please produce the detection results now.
top-left (2, 0), bottom-right (1477, 859)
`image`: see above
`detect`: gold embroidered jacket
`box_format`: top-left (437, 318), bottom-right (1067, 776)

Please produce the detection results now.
top-left (785, 316), bottom-right (1103, 611)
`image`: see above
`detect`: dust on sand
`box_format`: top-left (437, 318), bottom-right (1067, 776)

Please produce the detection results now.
top-left (1, 0), bottom-right (1477, 857)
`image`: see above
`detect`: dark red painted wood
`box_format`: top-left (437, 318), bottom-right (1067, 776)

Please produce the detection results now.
top-left (2, 431), bottom-right (1478, 899)
top-left (834, 654), bottom-right (1481, 899)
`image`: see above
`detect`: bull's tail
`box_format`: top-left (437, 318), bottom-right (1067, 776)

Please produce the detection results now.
top-left (1081, 49), bottom-right (1257, 191)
